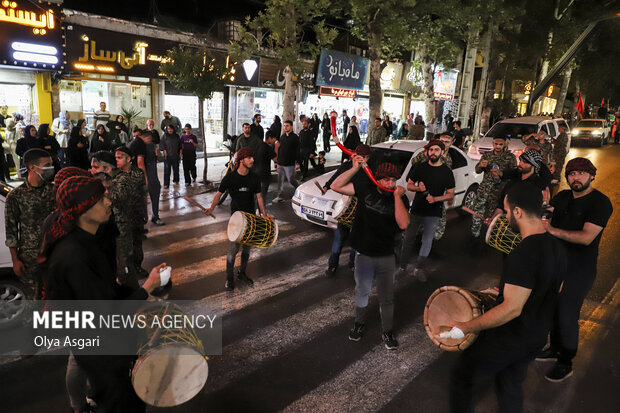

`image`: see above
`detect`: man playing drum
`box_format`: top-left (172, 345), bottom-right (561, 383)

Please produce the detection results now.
top-left (205, 147), bottom-right (272, 291)
top-left (443, 182), bottom-right (566, 413)
top-left (331, 158), bottom-right (409, 350)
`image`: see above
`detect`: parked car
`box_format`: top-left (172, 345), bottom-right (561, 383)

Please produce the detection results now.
top-left (292, 140), bottom-right (483, 230)
top-left (0, 181), bottom-right (27, 329)
top-left (467, 116), bottom-right (571, 160)
top-left (570, 118), bottom-right (610, 147)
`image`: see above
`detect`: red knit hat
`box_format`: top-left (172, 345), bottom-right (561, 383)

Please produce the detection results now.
top-left (53, 167), bottom-right (91, 194)
top-left (354, 144), bottom-right (371, 156)
top-left (425, 139), bottom-right (445, 151)
top-left (236, 147), bottom-right (255, 167)
top-left (375, 162), bottom-right (401, 180)
top-left (565, 157), bottom-right (597, 179)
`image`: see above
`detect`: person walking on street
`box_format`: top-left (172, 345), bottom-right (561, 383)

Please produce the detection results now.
top-left (331, 158), bottom-right (410, 350)
top-left (255, 131), bottom-right (277, 202)
top-left (204, 147), bottom-right (272, 291)
top-left (272, 120), bottom-right (300, 203)
top-left (250, 114), bottom-right (265, 142)
top-left (537, 158), bottom-right (613, 382)
top-left (299, 118), bottom-right (316, 180)
top-left (160, 111), bottom-right (182, 135)
top-left (267, 115), bottom-right (281, 142)
top-left (342, 110), bottom-right (350, 141)
top-left (321, 113), bottom-right (331, 152)
top-left (367, 118), bottom-right (388, 146)
top-left (445, 181), bottom-right (567, 413)
top-left (135, 130), bottom-right (164, 226)
top-left (552, 125), bottom-right (569, 183)
top-left (51, 110), bottom-right (72, 167)
top-left (342, 125), bottom-right (361, 163)
top-left (5, 148), bottom-right (54, 299)
top-left (236, 122), bottom-right (262, 155)
top-left (180, 124), bottom-right (198, 186)
top-left (159, 125), bottom-right (182, 189)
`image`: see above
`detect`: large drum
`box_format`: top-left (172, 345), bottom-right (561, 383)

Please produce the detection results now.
top-left (485, 215), bottom-right (522, 254)
top-left (424, 286), bottom-right (498, 351)
top-left (335, 196), bottom-right (357, 228)
top-left (132, 303), bottom-right (209, 407)
top-left (227, 211), bottom-right (278, 248)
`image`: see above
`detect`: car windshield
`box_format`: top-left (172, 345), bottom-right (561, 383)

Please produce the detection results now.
top-left (367, 148), bottom-right (413, 177)
top-left (576, 120), bottom-right (603, 128)
top-left (485, 123), bottom-right (537, 140)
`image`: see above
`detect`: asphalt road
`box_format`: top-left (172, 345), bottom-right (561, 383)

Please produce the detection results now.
top-left (1, 144), bottom-right (619, 413)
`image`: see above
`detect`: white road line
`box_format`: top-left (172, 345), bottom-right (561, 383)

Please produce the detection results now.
top-left (166, 230), bottom-right (329, 286)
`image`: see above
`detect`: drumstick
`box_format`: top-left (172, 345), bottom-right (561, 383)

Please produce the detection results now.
top-left (314, 180), bottom-right (326, 195)
top-left (183, 195), bottom-right (216, 219)
top-left (461, 206), bottom-right (485, 221)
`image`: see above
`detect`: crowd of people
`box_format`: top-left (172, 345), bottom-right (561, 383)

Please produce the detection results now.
top-left (1, 100), bottom-right (615, 412)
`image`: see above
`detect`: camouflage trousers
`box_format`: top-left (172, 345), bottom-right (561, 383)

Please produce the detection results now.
top-left (553, 151), bottom-right (568, 182)
top-left (19, 251), bottom-right (43, 300)
top-left (433, 207), bottom-right (447, 241)
top-left (116, 222), bottom-right (145, 290)
top-left (470, 184), bottom-right (502, 238)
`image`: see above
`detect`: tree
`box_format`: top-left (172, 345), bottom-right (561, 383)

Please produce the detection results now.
top-left (160, 45), bottom-right (231, 184)
top-left (348, 0), bottom-right (417, 121)
top-left (229, 0), bottom-right (337, 123)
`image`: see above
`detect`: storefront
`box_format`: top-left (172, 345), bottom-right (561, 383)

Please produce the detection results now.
top-left (0, 0), bottom-right (64, 126)
top-left (380, 62), bottom-right (405, 124)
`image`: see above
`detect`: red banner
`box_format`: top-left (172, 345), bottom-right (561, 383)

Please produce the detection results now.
top-left (575, 93), bottom-right (584, 117)
top-left (319, 86), bottom-right (357, 98)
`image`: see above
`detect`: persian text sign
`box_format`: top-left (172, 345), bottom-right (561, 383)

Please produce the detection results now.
top-left (316, 50), bottom-right (368, 91)
top-left (319, 86), bottom-right (357, 98)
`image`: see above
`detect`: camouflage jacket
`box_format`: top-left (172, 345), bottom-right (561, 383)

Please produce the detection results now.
top-left (367, 125), bottom-right (387, 146)
top-left (476, 149), bottom-right (517, 185)
top-left (412, 150), bottom-right (453, 169)
top-left (127, 165), bottom-right (147, 226)
top-left (5, 181), bottom-right (54, 254)
top-left (109, 166), bottom-right (147, 226)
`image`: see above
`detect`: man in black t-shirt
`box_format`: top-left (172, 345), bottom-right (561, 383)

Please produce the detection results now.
top-left (399, 140), bottom-right (455, 281)
top-left (205, 147), bottom-right (272, 291)
top-left (254, 131), bottom-right (277, 202)
top-left (332, 158), bottom-right (410, 350)
top-left (538, 158), bottom-right (613, 382)
top-left (273, 120), bottom-right (300, 203)
top-left (444, 181), bottom-right (566, 413)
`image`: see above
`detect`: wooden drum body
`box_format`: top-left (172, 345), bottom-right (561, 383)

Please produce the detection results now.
top-left (227, 211), bottom-right (278, 248)
top-left (424, 286), bottom-right (497, 351)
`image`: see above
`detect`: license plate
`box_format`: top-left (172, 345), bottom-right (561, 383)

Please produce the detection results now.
top-left (302, 206), bottom-right (324, 219)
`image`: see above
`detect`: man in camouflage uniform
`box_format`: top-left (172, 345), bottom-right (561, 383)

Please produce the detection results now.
top-left (522, 130), bottom-right (553, 164)
top-left (116, 146), bottom-right (148, 285)
top-left (469, 137), bottom-right (517, 240)
top-left (412, 133), bottom-right (454, 240)
top-left (5, 149), bottom-right (55, 299)
top-left (367, 118), bottom-right (387, 145)
top-left (552, 125), bottom-right (569, 183)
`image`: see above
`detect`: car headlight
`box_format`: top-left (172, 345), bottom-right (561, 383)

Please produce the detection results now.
top-left (591, 130), bottom-right (601, 135)
top-left (571, 129), bottom-right (579, 135)
top-left (294, 188), bottom-right (301, 199)
top-left (468, 145), bottom-right (478, 155)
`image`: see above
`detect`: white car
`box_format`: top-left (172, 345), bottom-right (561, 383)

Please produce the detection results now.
top-left (570, 118), bottom-right (611, 147)
top-left (292, 140), bottom-right (483, 230)
top-left (0, 181), bottom-right (27, 329)
top-left (467, 116), bottom-right (571, 160)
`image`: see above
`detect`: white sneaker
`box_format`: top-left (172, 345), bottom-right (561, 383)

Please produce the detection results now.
top-left (272, 197), bottom-right (284, 203)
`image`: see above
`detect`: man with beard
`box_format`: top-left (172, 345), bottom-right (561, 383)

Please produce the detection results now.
top-left (399, 140), bottom-right (455, 281)
top-left (537, 158), bottom-right (613, 382)
top-left (331, 158), bottom-right (409, 350)
top-left (250, 114), bottom-right (265, 141)
top-left (444, 181), bottom-right (566, 413)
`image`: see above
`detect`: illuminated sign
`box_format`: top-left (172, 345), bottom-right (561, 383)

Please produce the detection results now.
top-left (67, 26), bottom-right (180, 77)
top-left (0, 1), bottom-right (64, 70)
top-left (319, 86), bottom-right (357, 98)
top-left (316, 50), bottom-right (368, 90)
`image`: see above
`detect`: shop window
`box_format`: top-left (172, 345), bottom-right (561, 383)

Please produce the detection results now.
top-left (59, 80), bottom-right (82, 112)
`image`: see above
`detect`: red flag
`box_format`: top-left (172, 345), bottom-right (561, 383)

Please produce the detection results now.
top-left (575, 93), bottom-right (584, 117)
top-left (601, 97), bottom-right (605, 107)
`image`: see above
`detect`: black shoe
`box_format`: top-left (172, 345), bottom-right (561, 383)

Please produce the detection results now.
top-left (348, 322), bottom-right (365, 341)
top-left (237, 271), bottom-right (254, 286)
top-left (382, 331), bottom-right (399, 350)
top-left (545, 362), bottom-right (573, 382)
top-left (325, 267), bottom-right (336, 278)
top-left (225, 279), bottom-right (235, 291)
top-left (535, 348), bottom-right (559, 362)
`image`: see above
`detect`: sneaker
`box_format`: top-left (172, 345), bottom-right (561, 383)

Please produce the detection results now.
top-left (413, 267), bottom-right (427, 282)
top-left (348, 322), bottom-right (365, 341)
top-left (272, 197), bottom-right (284, 203)
top-left (535, 348), bottom-right (559, 362)
top-left (225, 279), bottom-right (235, 291)
top-left (237, 271), bottom-right (254, 286)
top-left (151, 219), bottom-right (165, 226)
top-left (545, 362), bottom-right (573, 382)
top-left (382, 331), bottom-right (399, 350)
top-left (325, 267), bottom-right (336, 278)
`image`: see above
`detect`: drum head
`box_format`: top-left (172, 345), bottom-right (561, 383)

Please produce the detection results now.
top-left (485, 215), bottom-right (502, 244)
top-left (424, 286), bottom-right (482, 352)
top-left (227, 211), bottom-right (247, 243)
top-left (333, 195), bottom-right (353, 217)
top-left (132, 343), bottom-right (209, 407)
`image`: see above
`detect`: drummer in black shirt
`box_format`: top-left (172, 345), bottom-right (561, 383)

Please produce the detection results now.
top-left (205, 147), bottom-right (272, 291)
top-left (537, 157), bottom-right (613, 382)
top-left (331, 157), bottom-right (409, 350)
top-left (443, 181), bottom-right (566, 413)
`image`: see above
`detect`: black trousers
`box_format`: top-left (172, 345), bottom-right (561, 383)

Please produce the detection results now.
top-left (323, 132), bottom-right (331, 152)
top-left (550, 266), bottom-right (596, 366)
top-left (300, 153), bottom-right (316, 178)
top-left (450, 332), bottom-right (536, 413)
top-left (182, 150), bottom-right (197, 183)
